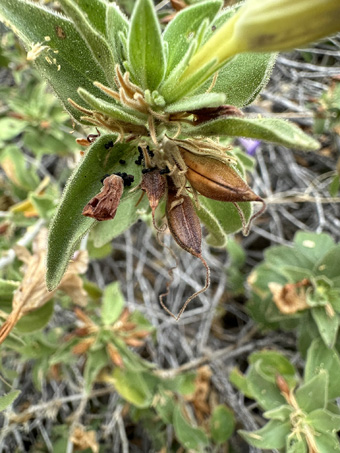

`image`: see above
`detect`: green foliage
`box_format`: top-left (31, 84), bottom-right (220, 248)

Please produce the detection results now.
top-left (247, 231), bottom-right (340, 353)
top-left (232, 343), bottom-right (340, 451)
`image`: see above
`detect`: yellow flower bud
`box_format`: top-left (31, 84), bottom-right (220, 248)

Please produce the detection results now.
top-left (183, 0), bottom-right (340, 79)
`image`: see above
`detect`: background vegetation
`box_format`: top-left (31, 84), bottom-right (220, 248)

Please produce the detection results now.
top-left (0, 0), bottom-right (340, 452)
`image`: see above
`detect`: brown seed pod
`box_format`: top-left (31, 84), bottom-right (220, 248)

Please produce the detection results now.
top-left (140, 170), bottom-right (166, 218)
top-left (179, 147), bottom-right (262, 203)
top-left (162, 178), bottom-right (210, 320)
top-left (166, 177), bottom-right (202, 258)
top-left (82, 174), bottom-right (124, 221)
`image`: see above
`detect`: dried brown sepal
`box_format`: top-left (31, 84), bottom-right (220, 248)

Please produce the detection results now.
top-left (76, 138), bottom-right (91, 147)
top-left (180, 147), bottom-right (261, 203)
top-left (161, 178), bottom-right (210, 321)
top-left (190, 105), bottom-right (244, 124)
top-left (82, 174), bottom-right (124, 221)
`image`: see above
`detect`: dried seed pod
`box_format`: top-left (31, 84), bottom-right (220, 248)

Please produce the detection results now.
top-left (141, 170), bottom-right (166, 214)
top-left (161, 178), bottom-right (210, 321)
top-left (180, 147), bottom-right (262, 203)
top-left (166, 177), bottom-right (202, 258)
top-left (82, 174), bottom-right (124, 221)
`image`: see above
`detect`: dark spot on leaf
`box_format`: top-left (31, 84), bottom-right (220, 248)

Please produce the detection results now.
top-left (55, 25), bottom-right (66, 39)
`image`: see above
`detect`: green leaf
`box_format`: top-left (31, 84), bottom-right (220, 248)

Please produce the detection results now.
top-left (0, 0), bottom-right (108, 123)
top-left (162, 0), bottom-right (222, 77)
top-left (173, 405), bottom-right (209, 451)
top-left (210, 405), bottom-right (235, 444)
top-left (0, 118), bottom-right (27, 141)
top-left (197, 198), bottom-right (252, 241)
top-left (264, 405), bottom-right (292, 422)
top-left (84, 347), bottom-right (108, 393)
top-left (249, 350), bottom-right (297, 388)
top-left (294, 231), bottom-right (335, 264)
top-left (78, 87), bottom-right (146, 125)
top-left (229, 368), bottom-right (253, 398)
top-left (314, 431), bottom-right (340, 453)
top-left (154, 390), bottom-right (176, 424)
top-left (311, 306), bottom-right (338, 348)
top-left (112, 368), bottom-right (153, 408)
top-left (0, 279), bottom-right (19, 304)
top-left (239, 419), bottom-right (291, 449)
top-left (128, 0), bottom-right (165, 90)
top-left (59, 0), bottom-right (115, 87)
top-left (305, 339), bottom-right (340, 400)
top-left (106, 3), bottom-right (129, 69)
top-left (286, 435), bottom-right (308, 453)
top-left (74, 0), bottom-right (107, 36)
top-left (165, 93), bottom-right (226, 113)
top-left (329, 175), bottom-right (340, 197)
top-left (316, 244), bottom-right (340, 281)
top-left (0, 145), bottom-right (39, 191)
top-left (101, 282), bottom-right (125, 326)
top-left (47, 134), bottom-right (141, 291)
top-left (0, 390), bottom-right (21, 412)
top-left (307, 408), bottom-right (340, 434)
top-left (247, 363), bottom-right (286, 411)
top-left (16, 301), bottom-right (54, 334)
top-left (184, 117), bottom-right (320, 151)
top-left (91, 191), bottom-right (148, 248)
top-left (264, 245), bottom-right (314, 273)
top-left (295, 371), bottom-right (328, 412)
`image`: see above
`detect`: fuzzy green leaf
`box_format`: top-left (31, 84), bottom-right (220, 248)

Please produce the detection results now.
top-left (286, 435), bottom-right (308, 453)
top-left (311, 306), bottom-right (338, 348)
top-left (165, 93), bottom-right (226, 113)
top-left (264, 405), bottom-right (292, 422)
top-left (59, 0), bottom-right (115, 87)
top-left (163, 0), bottom-right (222, 76)
top-left (101, 282), bottom-right (125, 326)
top-left (294, 232), bottom-right (335, 265)
top-left (0, 390), bottom-right (21, 412)
top-left (74, 0), bottom-right (107, 36)
top-left (307, 408), bottom-right (340, 434)
top-left (184, 117), bottom-right (320, 150)
top-left (316, 244), bottom-right (340, 282)
top-left (295, 371), bottom-right (328, 412)
top-left (128, 0), bottom-right (165, 90)
top-left (16, 301), bottom-right (55, 334)
top-left (84, 347), bottom-right (108, 393)
top-left (0, 0), bottom-right (108, 123)
top-left (305, 339), bottom-right (340, 400)
top-left (210, 405), bottom-right (235, 444)
top-left (106, 3), bottom-right (129, 69)
top-left (47, 134), bottom-right (141, 291)
top-left (198, 198), bottom-right (253, 239)
top-left (173, 405), bottom-right (209, 450)
top-left (112, 368), bottom-right (153, 408)
top-left (0, 279), bottom-right (20, 304)
top-left (314, 432), bottom-right (340, 453)
top-left (247, 363), bottom-right (286, 411)
top-left (78, 87), bottom-right (147, 125)
top-left (239, 420), bottom-right (291, 449)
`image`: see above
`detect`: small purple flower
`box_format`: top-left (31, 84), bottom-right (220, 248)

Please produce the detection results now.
top-left (238, 138), bottom-right (261, 156)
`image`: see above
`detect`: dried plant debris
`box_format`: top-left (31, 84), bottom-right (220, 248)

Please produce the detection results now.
top-left (0, 230), bottom-right (88, 344)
